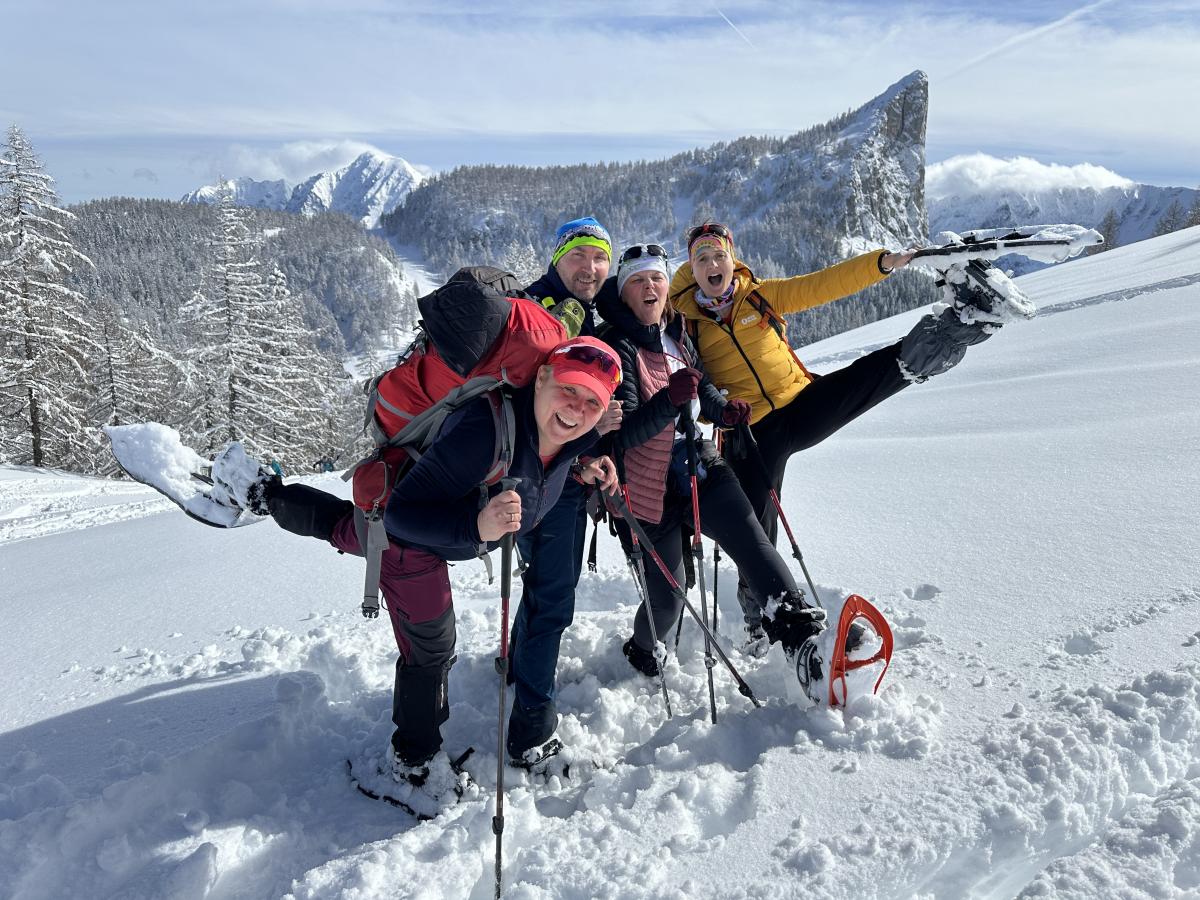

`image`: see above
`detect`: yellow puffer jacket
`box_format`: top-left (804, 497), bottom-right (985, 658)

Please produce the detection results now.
top-left (670, 251), bottom-right (889, 424)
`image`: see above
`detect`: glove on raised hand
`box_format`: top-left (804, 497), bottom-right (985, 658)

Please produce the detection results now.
top-left (666, 367), bottom-right (702, 406)
top-left (720, 399), bottom-right (752, 425)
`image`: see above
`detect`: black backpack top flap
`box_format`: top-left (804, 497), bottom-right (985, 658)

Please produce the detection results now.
top-left (418, 267), bottom-right (523, 377)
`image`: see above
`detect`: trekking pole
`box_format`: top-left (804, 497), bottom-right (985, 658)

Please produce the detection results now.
top-left (739, 425), bottom-right (822, 605)
top-left (492, 476), bottom-right (519, 900)
top-left (605, 485), bottom-right (761, 709)
top-left (622, 488), bottom-right (674, 718)
top-left (681, 406), bottom-right (718, 724)
top-left (711, 428), bottom-right (722, 634)
top-left (613, 455), bottom-right (672, 719)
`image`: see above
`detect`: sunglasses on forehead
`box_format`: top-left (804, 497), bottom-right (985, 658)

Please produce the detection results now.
top-left (686, 222), bottom-right (732, 244)
top-left (550, 343), bottom-right (623, 389)
top-left (619, 243), bottom-right (668, 264)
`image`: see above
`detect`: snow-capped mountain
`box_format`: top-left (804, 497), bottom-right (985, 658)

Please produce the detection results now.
top-left (285, 151), bottom-right (424, 228)
top-left (179, 176), bottom-right (291, 210)
top-left (928, 153), bottom-right (1198, 272)
top-left (182, 151), bottom-right (424, 229)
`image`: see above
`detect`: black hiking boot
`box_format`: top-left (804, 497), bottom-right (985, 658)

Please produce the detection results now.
top-left (761, 590), bottom-right (827, 653)
top-left (622, 637), bottom-right (660, 677)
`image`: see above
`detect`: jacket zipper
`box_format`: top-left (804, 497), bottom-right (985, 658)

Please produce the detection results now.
top-left (714, 319), bottom-right (775, 412)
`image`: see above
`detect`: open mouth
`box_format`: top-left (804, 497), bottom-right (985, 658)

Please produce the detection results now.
top-left (707, 274), bottom-right (724, 288)
top-left (554, 412), bottom-right (577, 430)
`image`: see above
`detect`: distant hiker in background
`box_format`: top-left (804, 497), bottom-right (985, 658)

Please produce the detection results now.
top-left (670, 221), bottom-right (1000, 649)
top-left (503, 218), bottom-right (626, 766)
top-left (268, 457), bottom-right (284, 477)
top-left (595, 244), bottom-right (827, 678)
top-left (196, 337), bottom-right (621, 809)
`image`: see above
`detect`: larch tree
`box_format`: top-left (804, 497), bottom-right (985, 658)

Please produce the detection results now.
top-left (0, 125), bottom-right (99, 468)
top-left (180, 190), bottom-right (352, 469)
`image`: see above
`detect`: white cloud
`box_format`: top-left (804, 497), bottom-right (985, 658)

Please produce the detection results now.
top-left (926, 153), bottom-right (1136, 199)
top-left (216, 140), bottom-right (389, 184)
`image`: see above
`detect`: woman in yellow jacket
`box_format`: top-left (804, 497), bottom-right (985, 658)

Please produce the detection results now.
top-left (670, 222), bottom-right (998, 647)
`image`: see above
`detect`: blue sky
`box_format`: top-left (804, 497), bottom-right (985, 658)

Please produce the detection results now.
top-left (4, 0), bottom-right (1197, 204)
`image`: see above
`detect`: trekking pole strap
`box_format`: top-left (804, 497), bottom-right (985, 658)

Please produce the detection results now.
top-left (361, 513), bottom-right (388, 619)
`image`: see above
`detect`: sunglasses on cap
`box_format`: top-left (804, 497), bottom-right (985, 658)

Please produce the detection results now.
top-left (686, 222), bottom-right (732, 244)
top-left (549, 343), bottom-right (623, 390)
top-left (619, 243), bottom-right (668, 264)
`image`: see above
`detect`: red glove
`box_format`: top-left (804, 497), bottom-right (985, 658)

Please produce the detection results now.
top-left (666, 367), bottom-right (703, 405)
top-left (720, 399), bottom-right (752, 425)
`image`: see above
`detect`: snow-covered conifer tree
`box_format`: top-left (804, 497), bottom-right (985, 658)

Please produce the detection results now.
top-left (179, 190), bottom-right (352, 468)
top-left (1186, 192), bottom-right (1200, 229)
top-left (89, 302), bottom-right (186, 473)
top-left (1153, 199), bottom-right (1186, 237)
top-left (0, 125), bottom-right (99, 468)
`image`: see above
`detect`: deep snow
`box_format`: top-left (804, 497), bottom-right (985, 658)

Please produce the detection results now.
top-left (1, 227), bottom-right (1198, 899)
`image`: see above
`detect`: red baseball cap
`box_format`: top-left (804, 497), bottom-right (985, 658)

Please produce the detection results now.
top-left (546, 336), bottom-right (622, 405)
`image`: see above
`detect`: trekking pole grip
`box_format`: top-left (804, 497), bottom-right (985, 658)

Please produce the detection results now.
top-left (498, 476), bottom-right (520, 602)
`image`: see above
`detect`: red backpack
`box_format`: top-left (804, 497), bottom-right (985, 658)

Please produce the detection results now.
top-left (347, 266), bottom-right (566, 617)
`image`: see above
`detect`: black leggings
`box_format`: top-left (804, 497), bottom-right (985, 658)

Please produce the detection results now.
top-left (726, 340), bottom-right (910, 624)
top-left (616, 458), bottom-right (798, 651)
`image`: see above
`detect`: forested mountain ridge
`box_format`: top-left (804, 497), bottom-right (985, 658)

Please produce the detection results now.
top-left (381, 71), bottom-right (935, 344)
top-left (68, 197), bottom-right (419, 357)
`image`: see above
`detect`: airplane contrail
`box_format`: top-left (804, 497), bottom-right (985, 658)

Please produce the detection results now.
top-left (945, 0), bottom-right (1114, 78)
top-left (714, 5), bottom-right (757, 50)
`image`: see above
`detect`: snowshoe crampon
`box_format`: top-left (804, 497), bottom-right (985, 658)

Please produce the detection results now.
top-left (796, 594), bottom-right (894, 707)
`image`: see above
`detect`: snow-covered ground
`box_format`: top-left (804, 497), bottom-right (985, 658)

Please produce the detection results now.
top-left (2, 227), bottom-right (1198, 899)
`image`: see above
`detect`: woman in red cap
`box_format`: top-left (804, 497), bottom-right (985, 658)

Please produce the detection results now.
top-left (201, 336), bottom-right (622, 812)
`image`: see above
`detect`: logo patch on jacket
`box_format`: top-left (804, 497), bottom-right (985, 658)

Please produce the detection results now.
top-left (740, 313), bottom-right (759, 326)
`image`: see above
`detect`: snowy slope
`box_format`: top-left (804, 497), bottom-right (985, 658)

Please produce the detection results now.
top-left (2, 228), bottom-right (1199, 899)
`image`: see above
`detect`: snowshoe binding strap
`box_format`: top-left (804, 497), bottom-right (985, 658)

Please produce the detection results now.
top-left (827, 594), bottom-right (893, 707)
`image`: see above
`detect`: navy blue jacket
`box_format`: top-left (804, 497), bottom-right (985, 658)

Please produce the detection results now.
top-left (525, 266), bottom-right (599, 337)
top-left (384, 385), bottom-right (600, 560)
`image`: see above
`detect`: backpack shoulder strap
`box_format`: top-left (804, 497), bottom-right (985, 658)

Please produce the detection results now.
top-left (474, 388), bottom-right (517, 580)
top-left (745, 288), bottom-right (786, 338)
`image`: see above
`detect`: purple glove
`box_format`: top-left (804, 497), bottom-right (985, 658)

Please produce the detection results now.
top-left (720, 399), bottom-right (752, 425)
top-left (667, 367), bottom-right (702, 406)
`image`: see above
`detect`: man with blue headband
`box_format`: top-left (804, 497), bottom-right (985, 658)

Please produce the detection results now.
top-left (507, 216), bottom-right (621, 769)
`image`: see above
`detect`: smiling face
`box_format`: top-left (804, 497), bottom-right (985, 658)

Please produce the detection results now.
top-left (554, 245), bottom-right (611, 302)
top-left (620, 268), bottom-right (670, 327)
top-left (691, 245), bottom-right (736, 299)
top-left (533, 366), bottom-right (606, 453)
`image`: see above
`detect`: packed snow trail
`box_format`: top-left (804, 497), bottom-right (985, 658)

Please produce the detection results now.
top-left (1, 227), bottom-right (1199, 898)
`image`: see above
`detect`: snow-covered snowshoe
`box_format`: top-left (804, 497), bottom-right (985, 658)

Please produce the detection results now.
top-left (789, 595), bottom-right (894, 707)
top-left (349, 748), bottom-right (477, 820)
top-left (911, 224), bottom-right (1102, 328)
top-left (104, 423), bottom-right (270, 528)
top-left (511, 737), bottom-right (567, 774)
top-left (940, 258), bottom-right (1036, 327)
top-left (911, 224), bottom-right (1102, 267)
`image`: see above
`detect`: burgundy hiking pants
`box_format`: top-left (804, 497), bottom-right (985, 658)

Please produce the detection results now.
top-left (265, 482), bottom-right (455, 764)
